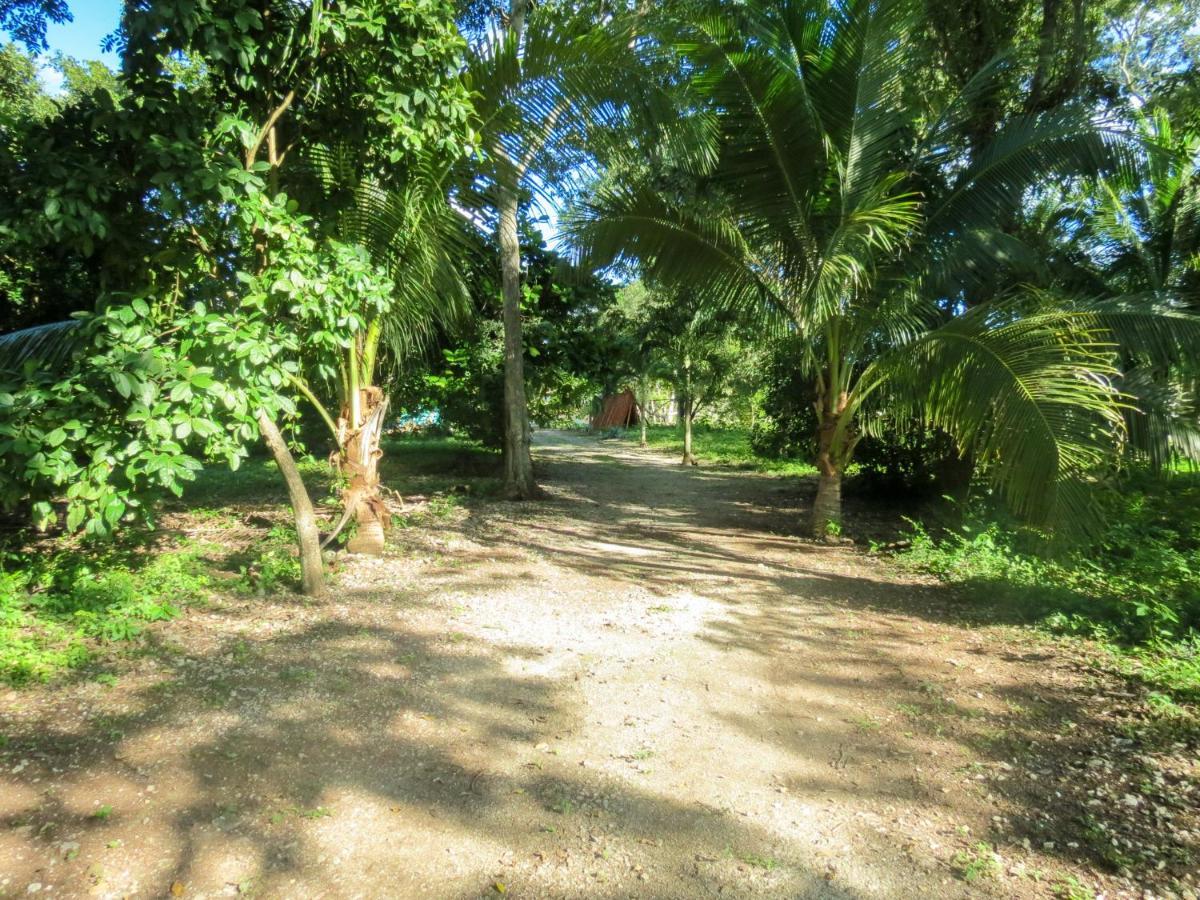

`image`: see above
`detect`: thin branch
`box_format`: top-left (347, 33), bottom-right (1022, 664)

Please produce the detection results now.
top-left (245, 90), bottom-right (297, 170)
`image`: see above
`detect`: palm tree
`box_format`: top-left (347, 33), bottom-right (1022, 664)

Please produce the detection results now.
top-left (567, 0), bottom-right (1192, 538)
top-left (1045, 109), bottom-right (1200, 464)
top-left (289, 146), bottom-right (473, 553)
top-left (458, 0), bottom-right (647, 497)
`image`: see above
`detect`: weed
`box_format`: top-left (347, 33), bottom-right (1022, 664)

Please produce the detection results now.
top-left (1051, 875), bottom-right (1095, 899)
top-left (893, 472), bottom-right (1200, 703)
top-left (91, 805), bottom-right (113, 821)
top-left (951, 842), bottom-right (1001, 882)
top-left (738, 853), bottom-right (780, 871)
top-left (0, 541), bottom-right (211, 683)
top-left (235, 526), bottom-right (302, 595)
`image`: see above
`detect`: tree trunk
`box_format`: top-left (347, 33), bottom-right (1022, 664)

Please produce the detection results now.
top-left (257, 411), bottom-right (324, 596)
top-left (681, 401), bottom-right (697, 466)
top-left (497, 180), bottom-right (537, 500)
top-left (811, 470), bottom-right (843, 540)
top-left (811, 397), bottom-right (850, 539)
top-left (639, 413), bottom-right (647, 447)
top-left (337, 386), bottom-right (390, 555)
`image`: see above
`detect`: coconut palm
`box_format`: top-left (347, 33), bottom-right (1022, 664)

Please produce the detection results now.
top-left (288, 144), bottom-right (473, 553)
top-left (567, 0), bottom-right (1198, 537)
top-left (1052, 110), bottom-right (1200, 464)
top-left (457, 0), bottom-right (675, 497)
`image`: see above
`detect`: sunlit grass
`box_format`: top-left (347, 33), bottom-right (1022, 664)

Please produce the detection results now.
top-left (619, 424), bottom-right (817, 476)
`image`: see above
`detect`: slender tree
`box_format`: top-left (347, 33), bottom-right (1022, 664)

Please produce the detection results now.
top-left (460, 0), bottom-right (643, 498)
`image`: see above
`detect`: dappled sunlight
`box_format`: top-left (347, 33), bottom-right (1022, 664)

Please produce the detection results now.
top-left (0, 432), bottom-right (1195, 897)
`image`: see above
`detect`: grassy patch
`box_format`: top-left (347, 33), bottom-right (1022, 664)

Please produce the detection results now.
top-left (620, 424), bottom-right (816, 476)
top-left (891, 471), bottom-right (1200, 704)
top-left (951, 842), bottom-right (1002, 882)
top-left (0, 540), bottom-right (212, 684)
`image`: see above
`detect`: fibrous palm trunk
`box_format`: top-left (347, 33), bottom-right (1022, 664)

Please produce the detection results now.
top-left (497, 181), bottom-right (537, 499)
top-left (681, 398), bottom-right (697, 466)
top-left (337, 386), bottom-right (390, 555)
top-left (812, 394), bottom-right (850, 539)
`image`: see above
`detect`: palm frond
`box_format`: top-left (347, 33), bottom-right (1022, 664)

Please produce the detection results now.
top-left (0, 320), bottom-right (81, 375)
top-left (855, 303), bottom-right (1125, 531)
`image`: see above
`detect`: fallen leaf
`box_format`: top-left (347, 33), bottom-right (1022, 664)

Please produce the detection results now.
top-left (170, 882), bottom-right (186, 897)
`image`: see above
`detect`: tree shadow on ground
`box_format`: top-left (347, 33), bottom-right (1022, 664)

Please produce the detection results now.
top-left (467, 433), bottom-right (1200, 893)
top-left (0, 598), bottom-right (870, 897)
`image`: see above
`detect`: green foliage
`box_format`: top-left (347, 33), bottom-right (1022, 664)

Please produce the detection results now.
top-left (750, 335), bottom-right (959, 493)
top-left (0, 540), bottom-right (211, 683)
top-left (895, 472), bottom-right (1200, 699)
top-left (235, 526), bottom-right (304, 596)
top-left (404, 224), bottom-right (619, 445)
top-left (951, 842), bottom-right (1002, 882)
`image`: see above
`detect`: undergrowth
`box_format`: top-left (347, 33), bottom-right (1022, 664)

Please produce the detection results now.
top-left (0, 541), bottom-right (212, 683)
top-left (1, 435), bottom-right (501, 684)
top-left (892, 471), bottom-right (1200, 704)
top-left (621, 424), bottom-right (817, 476)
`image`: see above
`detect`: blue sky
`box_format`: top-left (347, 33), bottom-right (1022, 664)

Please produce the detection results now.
top-left (44, 0), bottom-right (122, 64)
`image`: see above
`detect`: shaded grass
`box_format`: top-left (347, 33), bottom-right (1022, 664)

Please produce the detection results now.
top-left (890, 470), bottom-right (1200, 706)
top-left (0, 540), bottom-right (213, 683)
top-left (187, 433), bottom-right (501, 508)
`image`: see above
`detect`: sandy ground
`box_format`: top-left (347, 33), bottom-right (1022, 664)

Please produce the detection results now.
top-left (0, 431), bottom-right (1197, 899)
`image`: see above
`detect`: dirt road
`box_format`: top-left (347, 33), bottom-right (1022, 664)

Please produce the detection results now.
top-left (1, 431), bottom-right (1195, 898)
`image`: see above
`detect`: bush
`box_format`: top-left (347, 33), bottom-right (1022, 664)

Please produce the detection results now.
top-left (751, 337), bottom-right (963, 494)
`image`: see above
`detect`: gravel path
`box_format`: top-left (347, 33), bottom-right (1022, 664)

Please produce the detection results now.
top-left (1, 431), bottom-right (1196, 899)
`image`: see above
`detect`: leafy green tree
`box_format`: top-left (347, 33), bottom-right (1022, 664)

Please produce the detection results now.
top-left (569, 0), bottom-right (1193, 538)
top-left (0, 0), bottom-right (69, 51)
top-left (603, 280), bottom-right (745, 462)
top-left (0, 0), bottom-right (475, 589)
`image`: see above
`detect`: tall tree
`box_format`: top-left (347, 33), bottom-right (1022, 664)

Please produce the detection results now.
top-left (0, 1), bottom-right (474, 588)
top-left (460, 0), bottom-right (639, 498)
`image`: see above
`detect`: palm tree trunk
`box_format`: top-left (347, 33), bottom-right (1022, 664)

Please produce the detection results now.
top-left (339, 386), bottom-right (390, 555)
top-left (640, 413), bottom-right (647, 447)
top-left (811, 401), bottom-right (849, 539)
top-left (812, 469), bottom-right (843, 539)
top-left (256, 411), bottom-right (324, 596)
top-left (682, 400), bottom-right (697, 465)
top-left (497, 180), bottom-right (537, 499)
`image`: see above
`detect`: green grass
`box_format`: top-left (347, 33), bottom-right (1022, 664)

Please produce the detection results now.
top-left (620, 424), bottom-right (816, 476)
top-left (188, 434), bottom-right (501, 508)
top-left (891, 470), bottom-right (1200, 705)
top-left (2, 434), bottom-right (501, 684)
top-left (0, 540), bottom-right (212, 684)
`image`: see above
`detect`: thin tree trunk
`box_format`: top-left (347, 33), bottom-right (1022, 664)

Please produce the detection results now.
top-left (640, 412), bottom-right (647, 447)
top-left (257, 411), bottom-right (324, 596)
top-left (682, 401), bottom-right (697, 466)
top-left (493, 0), bottom-right (537, 501)
top-left (497, 180), bottom-right (537, 499)
top-left (337, 386), bottom-right (390, 555)
top-left (811, 470), bottom-right (843, 540)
